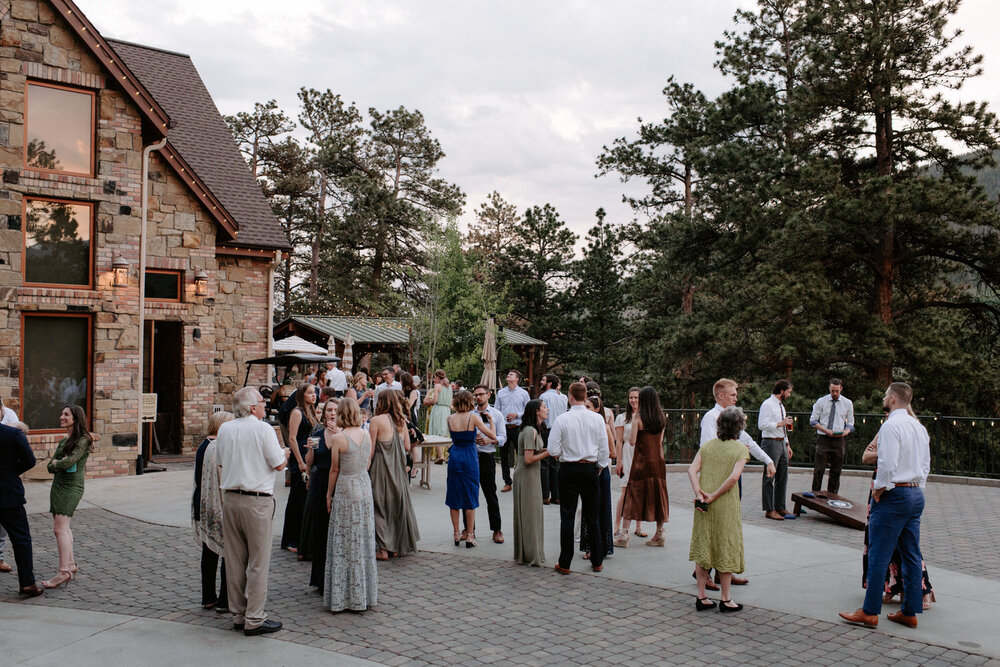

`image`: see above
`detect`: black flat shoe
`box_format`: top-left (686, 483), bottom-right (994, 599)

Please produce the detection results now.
top-left (695, 597), bottom-right (716, 611)
top-left (719, 600), bottom-right (743, 613)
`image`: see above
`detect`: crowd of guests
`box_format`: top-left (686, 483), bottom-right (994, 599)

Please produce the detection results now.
top-left (0, 366), bottom-right (932, 636)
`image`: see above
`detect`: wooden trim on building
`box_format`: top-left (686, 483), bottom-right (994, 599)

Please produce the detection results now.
top-left (19, 311), bottom-right (94, 434)
top-left (21, 196), bottom-right (95, 290)
top-left (23, 80), bottom-right (97, 178)
top-left (48, 0), bottom-right (169, 136)
top-left (158, 142), bottom-right (238, 240)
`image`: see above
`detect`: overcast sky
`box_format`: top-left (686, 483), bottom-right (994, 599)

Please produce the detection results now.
top-left (83, 0), bottom-right (1000, 245)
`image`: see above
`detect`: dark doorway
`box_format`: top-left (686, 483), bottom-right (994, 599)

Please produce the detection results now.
top-left (143, 320), bottom-right (183, 457)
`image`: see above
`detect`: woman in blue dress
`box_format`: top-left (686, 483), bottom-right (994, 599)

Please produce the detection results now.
top-left (446, 390), bottom-right (495, 548)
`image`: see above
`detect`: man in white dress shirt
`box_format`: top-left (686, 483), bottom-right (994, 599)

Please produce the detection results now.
top-left (840, 382), bottom-right (930, 630)
top-left (0, 397), bottom-right (17, 427)
top-left (217, 386), bottom-right (289, 636)
top-left (758, 380), bottom-right (795, 521)
top-left (374, 366), bottom-right (402, 400)
top-left (809, 379), bottom-right (855, 494)
top-left (548, 382), bottom-right (610, 574)
top-left (324, 362), bottom-right (348, 397)
top-left (699, 378), bottom-right (775, 588)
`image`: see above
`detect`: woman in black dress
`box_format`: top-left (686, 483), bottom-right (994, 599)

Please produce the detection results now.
top-left (282, 383), bottom-right (318, 552)
top-left (305, 399), bottom-right (339, 592)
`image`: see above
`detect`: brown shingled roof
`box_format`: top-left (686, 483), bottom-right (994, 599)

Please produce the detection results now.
top-left (108, 39), bottom-right (289, 250)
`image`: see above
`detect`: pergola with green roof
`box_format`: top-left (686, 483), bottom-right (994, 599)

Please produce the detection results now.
top-left (273, 315), bottom-right (547, 389)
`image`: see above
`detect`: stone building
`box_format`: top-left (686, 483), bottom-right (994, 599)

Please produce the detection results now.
top-left (0, 0), bottom-right (288, 476)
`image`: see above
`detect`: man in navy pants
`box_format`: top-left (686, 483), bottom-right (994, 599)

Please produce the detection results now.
top-left (0, 422), bottom-right (43, 597)
top-left (839, 382), bottom-right (930, 629)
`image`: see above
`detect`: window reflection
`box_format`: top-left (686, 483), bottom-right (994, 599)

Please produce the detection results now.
top-left (23, 316), bottom-right (90, 430)
top-left (24, 199), bottom-right (92, 286)
top-left (26, 82), bottom-right (94, 175)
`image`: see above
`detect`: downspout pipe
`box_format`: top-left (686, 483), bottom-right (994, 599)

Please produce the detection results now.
top-left (136, 137), bottom-right (167, 474)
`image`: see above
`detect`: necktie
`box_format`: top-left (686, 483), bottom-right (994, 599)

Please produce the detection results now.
top-left (827, 399), bottom-right (838, 431)
top-left (780, 402), bottom-right (786, 432)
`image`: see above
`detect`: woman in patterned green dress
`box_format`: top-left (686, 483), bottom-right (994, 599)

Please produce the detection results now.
top-left (42, 405), bottom-right (92, 589)
top-left (688, 406), bottom-right (750, 612)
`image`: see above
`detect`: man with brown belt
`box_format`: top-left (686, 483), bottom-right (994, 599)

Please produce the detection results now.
top-left (840, 382), bottom-right (930, 629)
top-left (217, 386), bottom-right (289, 636)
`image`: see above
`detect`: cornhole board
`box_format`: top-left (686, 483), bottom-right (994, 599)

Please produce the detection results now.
top-left (791, 491), bottom-right (868, 530)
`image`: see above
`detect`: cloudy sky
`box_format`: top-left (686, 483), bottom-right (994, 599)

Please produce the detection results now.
top-left (82, 0), bottom-right (1000, 245)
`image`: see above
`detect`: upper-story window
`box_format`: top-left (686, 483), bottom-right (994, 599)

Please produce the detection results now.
top-left (24, 198), bottom-right (94, 287)
top-left (25, 81), bottom-right (96, 177)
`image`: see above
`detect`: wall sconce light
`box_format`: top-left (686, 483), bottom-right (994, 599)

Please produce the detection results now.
top-left (194, 270), bottom-right (209, 296)
top-left (112, 256), bottom-right (130, 287)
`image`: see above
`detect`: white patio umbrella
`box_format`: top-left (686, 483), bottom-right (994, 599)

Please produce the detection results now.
top-left (480, 316), bottom-right (498, 390)
top-left (342, 334), bottom-right (354, 374)
top-left (272, 335), bottom-right (327, 354)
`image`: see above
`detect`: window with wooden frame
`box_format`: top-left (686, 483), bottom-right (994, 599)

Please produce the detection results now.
top-left (144, 269), bottom-right (183, 302)
top-left (21, 313), bottom-right (93, 432)
top-left (23, 198), bottom-right (94, 288)
top-left (24, 81), bottom-right (96, 177)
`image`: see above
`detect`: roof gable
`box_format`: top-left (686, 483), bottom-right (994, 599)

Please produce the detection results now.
top-left (108, 39), bottom-right (289, 250)
top-left (46, 0), bottom-right (169, 135)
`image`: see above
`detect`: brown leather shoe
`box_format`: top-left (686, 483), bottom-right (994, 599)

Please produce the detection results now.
top-left (713, 572), bottom-right (748, 586)
top-left (765, 511), bottom-right (785, 521)
top-left (492, 531), bottom-right (504, 544)
top-left (887, 611), bottom-right (917, 628)
top-left (554, 564), bottom-right (571, 575)
top-left (18, 584), bottom-right (44, 598)
top-left (501, 485), bottom-right (512, 493)
top-left (543, 499), bottom-right (551, 505)
top-left (839, 608), bottom-right (878, 628)
top-left (591, 565), bottom-right (603, 573)
top-left (695, 570), bottom-right (720, 591)
top-left (0, 560), bottom-right (11, 573)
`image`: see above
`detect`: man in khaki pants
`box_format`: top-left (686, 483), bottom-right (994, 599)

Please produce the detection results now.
top-left (216, 386), bottom-right (289, 636)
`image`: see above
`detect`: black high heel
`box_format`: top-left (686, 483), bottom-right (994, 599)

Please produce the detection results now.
top-left (718, 600), bottom-right (743, 613)
top-left (695, 597), bottom-right (716, 611)
top-left (453, 531), bottom-right (461, 547)
top-left (466, 533), bottom-right (478, 548)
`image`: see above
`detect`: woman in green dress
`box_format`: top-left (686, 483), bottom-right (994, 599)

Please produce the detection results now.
top-left (688, 406), bottom-right (750, 612)
top-left (423, 369), bottom-right (452, 463)
top-left (513, 400), bottom-right (550, 566)
top-left (43, 405), bottom-right (92, 589)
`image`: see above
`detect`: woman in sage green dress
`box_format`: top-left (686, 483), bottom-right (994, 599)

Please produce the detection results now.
top-left (513, 400), bottom-right (550, 566)
top-left (368, 390), bottom-right (420, 560)
top-left (424, 369), bottom-right (452, 463)
top-left (43, 405), bottom-right (93, 589)
top-left (688, 406), bottom-right (750, 612)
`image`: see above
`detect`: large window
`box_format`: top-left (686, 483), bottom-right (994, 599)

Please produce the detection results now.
top-left (22, 314), bottom-right (92, 431)
top-left (25, 81), bottom-right (95, 176)
top-left (23, 198), bottom-right (93, 287)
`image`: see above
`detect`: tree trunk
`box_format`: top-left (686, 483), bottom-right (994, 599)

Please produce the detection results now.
top-left (308, 173), bottom-right (328, 305)
top-left (873, 101), bottom-right (894, 387)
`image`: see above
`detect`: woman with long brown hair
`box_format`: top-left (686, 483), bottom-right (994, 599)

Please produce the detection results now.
top-left (368, 390), bottom-right (420, 560)
top-left (282, 382), bottom-right (319, 553)
top-left (42, 405), bottom-right (92, 589)
top-left (620, 386), bottom-right (669, 547)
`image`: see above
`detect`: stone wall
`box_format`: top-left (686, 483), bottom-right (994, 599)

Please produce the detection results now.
top-left (0, 0), bottom-right (275, 474)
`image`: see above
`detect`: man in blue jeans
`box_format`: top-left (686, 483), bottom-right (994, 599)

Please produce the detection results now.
top-left (839, 382), bottom-right (930, 629)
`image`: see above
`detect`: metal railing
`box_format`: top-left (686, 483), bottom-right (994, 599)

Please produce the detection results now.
top-left (610, 409), bottom-right (1000, 480)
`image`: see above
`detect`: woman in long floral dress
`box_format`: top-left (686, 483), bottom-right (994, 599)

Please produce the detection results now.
top-left (324, 397), bottom-right (378, 612)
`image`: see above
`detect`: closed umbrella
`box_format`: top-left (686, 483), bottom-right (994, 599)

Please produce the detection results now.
top-left (480, 316), bottom-right (498, 390)
top-left (342, 334), bottom-right (354, 374)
